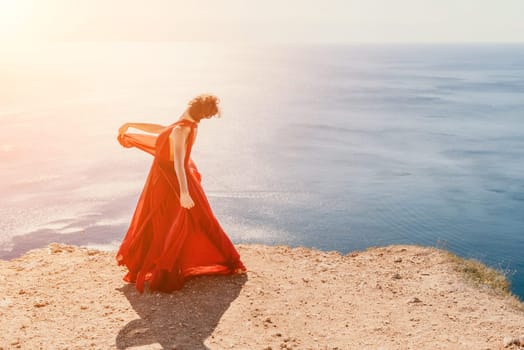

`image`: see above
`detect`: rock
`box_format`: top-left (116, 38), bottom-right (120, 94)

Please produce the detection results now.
top-left (49, 245), bottom-right (63, 254)
top-left (33, 301), bottom-right (49, 308)
top-left (503, 336), bottom-right (515, 347)
top-left (48, 243), bottom-right (76, 254)
top-left (2, 243), bottom-right (524, 349)
top-left (503, 336), bottom-right (524, 347)
top-left (503, 337), bottom-right (511, 347)
top-left (127, 327), bottom-right (149, 336)
top-left (394, 257), bottom-right (402, 263)
top-left (0, 298), bottom-right (12, 307)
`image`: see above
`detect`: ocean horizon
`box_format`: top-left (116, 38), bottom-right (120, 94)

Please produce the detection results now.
top-left (1, 42), bottom-right (523, 297)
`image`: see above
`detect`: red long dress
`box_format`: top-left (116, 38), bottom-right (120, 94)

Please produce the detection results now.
top-left (116, 119), bottom-right (246, 293)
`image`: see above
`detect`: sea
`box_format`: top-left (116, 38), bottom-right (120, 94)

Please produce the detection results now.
top-left (1, 42), bottom-right (523, 298)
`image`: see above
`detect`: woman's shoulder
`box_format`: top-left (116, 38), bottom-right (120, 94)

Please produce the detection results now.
top-left (170, 125), bottom-right (191, 137)
top-left (170, 119), bottom-right (197, 135)
top-left (175, 119), bottom-right (198, 128)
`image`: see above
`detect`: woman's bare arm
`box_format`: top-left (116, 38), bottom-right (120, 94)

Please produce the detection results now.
top-left (170, 126), bottom-right (195, 209)
top-left (119, 122), bottom-right (166, 135)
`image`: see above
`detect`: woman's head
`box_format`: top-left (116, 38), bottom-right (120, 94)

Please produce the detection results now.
top-left (187, 94), bottom-right (221, 122)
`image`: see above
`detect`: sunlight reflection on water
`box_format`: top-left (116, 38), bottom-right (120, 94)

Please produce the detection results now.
top-left (1, 42), bottom-right (523, 296)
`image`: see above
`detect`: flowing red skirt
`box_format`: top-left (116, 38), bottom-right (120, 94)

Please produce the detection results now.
top-left (116, 122), bottom-right (246, 293)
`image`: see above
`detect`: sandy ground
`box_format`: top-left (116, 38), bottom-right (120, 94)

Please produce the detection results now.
top-left (0, 243), bottom-right (523, 350)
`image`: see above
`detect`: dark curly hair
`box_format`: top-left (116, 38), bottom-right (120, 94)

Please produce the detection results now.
top-left (187, 94), bottom-right (221, 122)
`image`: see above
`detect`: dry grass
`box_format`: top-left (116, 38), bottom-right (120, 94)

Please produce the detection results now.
top-left (444, 250), bottom-right (524, 312)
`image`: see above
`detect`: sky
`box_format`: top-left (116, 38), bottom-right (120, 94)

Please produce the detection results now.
top-left (1, 0), bottom-right (524, 44)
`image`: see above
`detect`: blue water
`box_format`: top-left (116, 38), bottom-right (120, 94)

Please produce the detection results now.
top-left (1, 43), bottom-right (523, 298)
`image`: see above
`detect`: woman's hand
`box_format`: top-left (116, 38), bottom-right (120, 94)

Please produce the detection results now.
top-left (180, 192), bottom-right (195, 209)
top-left (118, 123), bottom-right (131, 136)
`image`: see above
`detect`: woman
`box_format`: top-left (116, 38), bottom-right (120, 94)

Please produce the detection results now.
top-left (116, 94), bottom-right (246, 293)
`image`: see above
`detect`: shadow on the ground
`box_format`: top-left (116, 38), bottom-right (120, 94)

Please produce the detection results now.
top-left (115, 273), bottom-right (247, 350)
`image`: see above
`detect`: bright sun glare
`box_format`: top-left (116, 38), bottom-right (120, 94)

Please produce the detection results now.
top-left (0, 0), bottom-right (32, 42)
